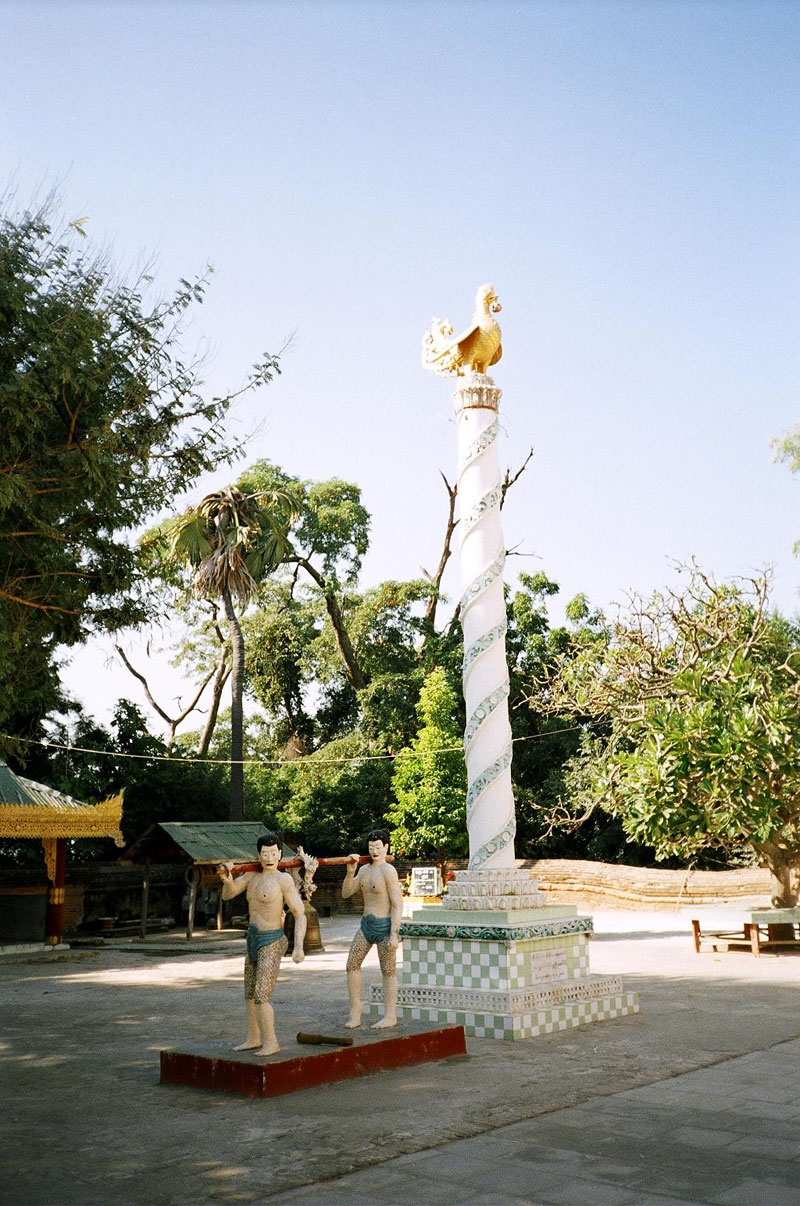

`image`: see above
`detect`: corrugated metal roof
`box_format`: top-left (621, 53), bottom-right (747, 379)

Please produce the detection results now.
top-left (0, 761), bottom-right (105, 812)
top-left (157, 822), bottom-right (289, 862)
top-left (0, 761), bottom-right (124, 842)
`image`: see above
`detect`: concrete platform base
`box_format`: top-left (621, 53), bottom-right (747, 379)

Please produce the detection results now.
top-left (160, 1023), bottom-right (467, 1098)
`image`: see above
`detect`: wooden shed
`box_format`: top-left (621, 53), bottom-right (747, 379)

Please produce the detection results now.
top-left (120, 822), bottom-right (293, 939)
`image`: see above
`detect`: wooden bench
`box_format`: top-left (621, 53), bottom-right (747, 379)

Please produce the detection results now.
top-left (692, 908), bottom-right (800, 957)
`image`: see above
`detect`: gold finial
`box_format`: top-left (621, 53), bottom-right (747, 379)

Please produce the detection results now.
top-left (422, 284), bottom-right (503, 378)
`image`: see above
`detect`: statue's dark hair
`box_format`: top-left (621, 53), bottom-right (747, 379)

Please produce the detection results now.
top-left (367, 828), bottom-right (391, 851)
top-left (257, 831), bottom-right (282, 853)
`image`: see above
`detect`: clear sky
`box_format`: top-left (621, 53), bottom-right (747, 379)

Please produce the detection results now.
top-left (3, 0), bottom-right (799, 731)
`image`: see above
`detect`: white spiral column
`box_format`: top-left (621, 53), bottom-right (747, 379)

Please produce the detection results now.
top-left (455, 372), bottom-right (516, 870)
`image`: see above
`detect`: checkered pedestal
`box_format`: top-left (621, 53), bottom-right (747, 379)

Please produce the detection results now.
top-left (366, 869), bottom-right (639, 1040)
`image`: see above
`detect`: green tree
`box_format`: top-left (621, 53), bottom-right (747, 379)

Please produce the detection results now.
top-left (541, 566), bottom-right (800, 904)
top-left (388, 667), bottom-right (468, 877)
top-left (165, 484), bottom-right (297, 819)
top-left (0, 201), bottom-right (280, 754)
top-left (237, 460), bottom-right (371, 691)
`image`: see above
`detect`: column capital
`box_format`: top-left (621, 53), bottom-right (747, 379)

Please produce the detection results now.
top-left (453, 373), bottom-right (502, 415)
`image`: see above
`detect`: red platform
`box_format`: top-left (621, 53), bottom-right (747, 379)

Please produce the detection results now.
top-left (160, 1024), bottom-right (467, 1098)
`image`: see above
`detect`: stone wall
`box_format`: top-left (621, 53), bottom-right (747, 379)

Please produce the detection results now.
top-left (524, 859), bottom-right (772, 908)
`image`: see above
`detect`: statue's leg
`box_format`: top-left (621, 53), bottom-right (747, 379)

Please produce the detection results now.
top-left (372, 938), bottom-right (398, 1029)
top-left (233, 958), bottom-right (262, 1050)
top-left (345, 929), bottom-right (370, 1028)
top-left (253, 936), bottom-right (288, 1056)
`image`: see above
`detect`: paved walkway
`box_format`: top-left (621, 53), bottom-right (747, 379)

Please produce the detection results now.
top-left (2, 908), bottom-right (800, 1205)
top-left (272, 1038), bottom-right (800, 1205)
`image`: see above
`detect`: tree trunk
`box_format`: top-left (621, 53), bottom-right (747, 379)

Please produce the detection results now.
top-left (294, 556), bottom-right (368, 692)
top-left (754, 838), bottom-right (799, 908)
top-left (197, 648), bottom-right (230, 758)
top-left (223, 587), bottom-right (245, 821)
top-left (424, 473), bottom-right (457, 631)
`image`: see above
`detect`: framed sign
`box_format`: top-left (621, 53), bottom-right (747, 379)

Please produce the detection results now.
top-left (411, 867), bottom-right (442, 897)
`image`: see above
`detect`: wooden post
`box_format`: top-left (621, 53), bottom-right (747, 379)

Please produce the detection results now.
top-left (186, 866), bottom-right (200, 941)
top-left (140, 858), bottom-right (150, 940)
top-left (216, 888), bottom-right (223, 932)
top-left (44, 837), bottom-right (66, 946)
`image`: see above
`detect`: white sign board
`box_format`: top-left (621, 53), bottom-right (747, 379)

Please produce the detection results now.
top-left (411, 866), bottom-right (442, 897)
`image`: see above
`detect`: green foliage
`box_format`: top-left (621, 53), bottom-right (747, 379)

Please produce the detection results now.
top-left (252, 733), bottom-right (394, 852)
top-left (164, 484), bottom-right (299, 606)
top-left (243, 582), bottom-right (318, 749)
top-left (163, 483), bottom-right (299, 819)
top-left (543, 567), bottom-right (800, 896)
top-left (388, 668), bottom-right (468, 868)
top-left (20, 701), bottom-right (230, 854)
top-left (0, 200), bottom-right (280, 752)
top-left (237, 460), bottom-right (370, 586)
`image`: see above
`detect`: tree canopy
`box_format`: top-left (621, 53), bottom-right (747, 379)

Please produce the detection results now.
top-left (0, 201), bottom-right (280, 753)
top-left (538, 567), bottom-right (800, 904)
top-left (388, 667), bottom-right (468, 875)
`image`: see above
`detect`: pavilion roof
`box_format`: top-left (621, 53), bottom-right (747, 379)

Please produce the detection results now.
top-left (0, 761), bottom-right (124, 844)
top-left (120, 821), bottom-right (292, 865)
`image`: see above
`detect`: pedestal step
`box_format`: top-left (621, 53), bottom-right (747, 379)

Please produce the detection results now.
top-left (372, 974), bottom-right (626, 1014)
top-left (364, 991), bottom-right (639, 1041)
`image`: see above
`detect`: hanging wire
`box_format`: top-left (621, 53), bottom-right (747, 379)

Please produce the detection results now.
top-left (2, 725), bottom-right (584, 769)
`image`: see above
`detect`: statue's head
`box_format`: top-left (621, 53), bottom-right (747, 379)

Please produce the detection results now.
top-left (367, 828), bottom-right (391, 858)
top-left (257, 831), bottom-right (282, 869)
top-left (476, 283), bottom-right (501, 314)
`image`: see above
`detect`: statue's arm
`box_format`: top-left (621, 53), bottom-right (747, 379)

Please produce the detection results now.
top-left (387, 866), bottom-right (403, 948)
top-left (282, 874), bottom-right (306, 963)
top-left (341, 855), bottom-right (361, 900)
top-left (219, 866), bottom-right (250, 901)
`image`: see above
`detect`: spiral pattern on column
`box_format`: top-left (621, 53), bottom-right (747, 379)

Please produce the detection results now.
top-left (457, 396), bottom-right (516, 870)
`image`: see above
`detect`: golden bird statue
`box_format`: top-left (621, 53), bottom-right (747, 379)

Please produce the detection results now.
top-left (421, 283), bottom-right (503, 377)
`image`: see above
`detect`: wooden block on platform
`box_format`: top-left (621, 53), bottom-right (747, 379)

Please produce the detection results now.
top-left (160, 1024), bottom-right (467, 1098)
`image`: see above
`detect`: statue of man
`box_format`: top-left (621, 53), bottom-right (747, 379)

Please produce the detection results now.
top-left (219, 832), bottom-right (306, 1056)
top-left (342, 828), bottom-right (403, 1029)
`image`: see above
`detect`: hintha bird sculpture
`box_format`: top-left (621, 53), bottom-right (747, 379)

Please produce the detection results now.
top-left (422, 284), bottom-right (503, 377)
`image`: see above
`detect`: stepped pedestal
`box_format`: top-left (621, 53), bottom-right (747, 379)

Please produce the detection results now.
top-left (367, 869), bottom-right (639, 1040)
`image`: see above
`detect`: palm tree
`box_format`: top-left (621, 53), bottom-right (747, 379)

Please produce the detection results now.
top-left (168, 484), bottom-right (298, 820)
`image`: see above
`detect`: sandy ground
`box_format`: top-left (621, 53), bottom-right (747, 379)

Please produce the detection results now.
top-left (2, 906), bottom-right (799, 1205)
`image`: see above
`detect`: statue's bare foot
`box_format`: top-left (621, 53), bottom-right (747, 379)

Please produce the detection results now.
top-left (344, 1015), bottom-right (362, 1029)
top-left (255, 1040), bottom-right (280, 1056)
top-left (233, 1039), bottom-right (261, 1051)
top-left (371, 1016), bottom-right (397, 1029)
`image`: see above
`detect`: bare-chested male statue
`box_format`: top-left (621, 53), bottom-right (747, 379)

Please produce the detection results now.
top-left (342, 828), bottom-right (403, 1029)
top-left (219, 832), bottom-right (306, 1056)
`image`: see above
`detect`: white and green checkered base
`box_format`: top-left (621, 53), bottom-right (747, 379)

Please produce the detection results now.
top-left (365, 990), bottom-right (640, 1039)
top-left (365, 881), bottom-right (639, 1040)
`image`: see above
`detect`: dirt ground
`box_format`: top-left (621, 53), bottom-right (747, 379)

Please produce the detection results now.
top-left (2, 908), bottom-right (800, 1205)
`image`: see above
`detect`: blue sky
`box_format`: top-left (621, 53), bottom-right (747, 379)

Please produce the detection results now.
top-left (3, 0), bottom-right (799, 727)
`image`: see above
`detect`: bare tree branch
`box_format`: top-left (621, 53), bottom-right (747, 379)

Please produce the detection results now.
top-left (423, 471), bottom-right (458, 630)
top-left (115, 644), bottom-right (216, 752)
top-left (500, 446), bottom-right (534, 510)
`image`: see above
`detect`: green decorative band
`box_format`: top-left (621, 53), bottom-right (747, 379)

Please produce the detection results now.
top-left (462, 620), bottom-right (507, 684)
top-left (460, 551), bottom-right (505, 617)
top-left (470, 813), bottom-right (516, 870)
top-left (462, 419), bottom-right (499, 469)
top-left (464, 680), bottom-right (510, 754)
top-left (399, 915), bottom-right (594, 941)
top-left (466, 744), bottom-right (513, 823)
top-left (461, 486), bottom-right (502, 537)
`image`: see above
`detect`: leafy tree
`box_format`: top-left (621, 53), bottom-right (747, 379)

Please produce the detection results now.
top-left (165, 484), bottom-right (297, 819)
top-left (237, 460), bottom-right (372, 691)
top-left (540, 566), bottom-right (800, 904)
top-left (0, 200), bottom-right (280, 755)
top-left (388, 667), bottom-right (468, 877)
top-left (254, 732), bottom-right (394, 853)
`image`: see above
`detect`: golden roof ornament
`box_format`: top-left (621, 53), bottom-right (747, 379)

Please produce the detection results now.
top-left (421, 284), bottom-right (503, 377)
